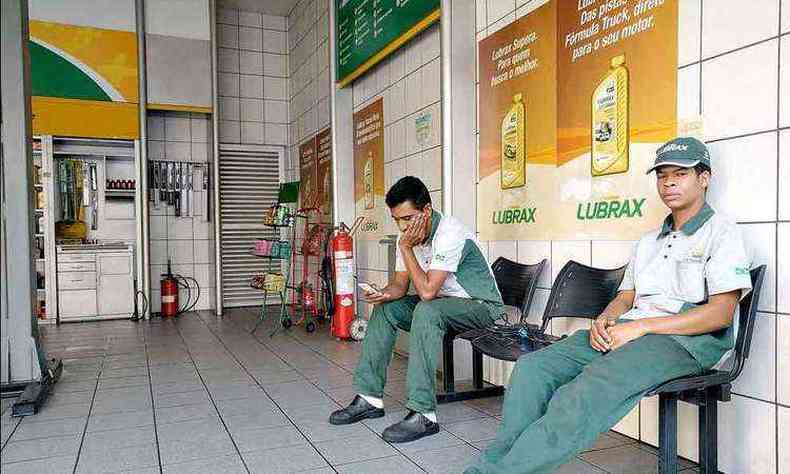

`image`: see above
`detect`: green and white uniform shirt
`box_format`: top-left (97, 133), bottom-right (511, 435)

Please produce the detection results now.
top-left (395, 211), bottom-right (504, 313)
top-left (618, 203), bottom-right (753, 369)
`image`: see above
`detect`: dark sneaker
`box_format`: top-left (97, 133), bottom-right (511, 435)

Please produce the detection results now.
top-left (329, 395), bottom-right (385, 425)
top-left (381, 410), bottom-right (440, 443)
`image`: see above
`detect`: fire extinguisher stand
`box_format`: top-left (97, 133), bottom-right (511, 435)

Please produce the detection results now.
top-left (330, 217), bottom-right (365, 340)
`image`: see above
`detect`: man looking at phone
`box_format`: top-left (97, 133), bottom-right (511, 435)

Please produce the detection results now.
top-left (329, 176), bottom-right (504, 443)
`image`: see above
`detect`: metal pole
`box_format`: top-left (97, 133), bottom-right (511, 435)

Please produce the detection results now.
top-left (210, 0), bottom-right (223, 315)
top-left (440, 0), bottom-right (452, 217)
top-left (135, 0), bottom-right (150, 318)
top-left (1, 0), bottom-right (41, 383)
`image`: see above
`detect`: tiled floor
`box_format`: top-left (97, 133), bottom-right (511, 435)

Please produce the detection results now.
top-left (1, 308), bottom-right (700, 473)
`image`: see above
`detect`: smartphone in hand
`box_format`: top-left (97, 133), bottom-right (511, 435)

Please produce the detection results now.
top-left (358, 282), bottom-right (382, 297)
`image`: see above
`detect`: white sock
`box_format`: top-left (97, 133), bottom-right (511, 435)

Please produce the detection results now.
top-left (423, 411), bottom-right (437, 423)
top-left (359, 394), bottom-right (383, 409)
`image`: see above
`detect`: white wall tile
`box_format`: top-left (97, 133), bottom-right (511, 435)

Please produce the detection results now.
top-left (265, 100), bottom-right (289, 124)
top-left (590, 240), bottom-right (634, 270)
top-left (525, 287), bottom-right (550, 326)
top-left (264, 76), bottom-right (288, 100)
top-left (405, 113), bottom-right (420, 157)
top-left (150, 215), bottom-right (166, 240)
top-left (611, 405), bottom-right (640, 440)
top-left (167, 216), bottom-right (193, 240)
top-left (148, 115), bottom-right (164, 140)
top-left (735, 310), bottom-right (778, 403)
top-left (168, 240), bottom-right (194, 264)
top-left (421, 58), bottom-right (441, 107)
top-left (165, 115), bottom-right (191, 142)
top-left (421, 147), bottom-right (442, 192)
top-left (707, 132), bottom-right (777, 222)
top-left (476, 0), bottom-right (487, 31)
top-left (150, 240), bottom-right (167, 265)
top-left (217, 23), bottom-right (238, 48)
top-left (239, 74), bottom-right (263, 99)
top-left (193, 220), bottom-right (212, 241)
top-left (240, 98), bottom-right (264, 122)
top-left (489, 240), bottom-right (518, 262)
top-left (240, 121), bottom-right (265, 144)
top-left (639, 396), bottom-right (700, 462)
top-left (263, 14), bottom-right (286, 31)
top-left (191, 143), bottom-right (208, 163)
top-left (217, 8), bottom-right (238, 25)
top-left (677, 64), bottom-right (701, 120)
top-left (678, 0), bottom-right (701, 65)
top-left (165, 141), bottom-right (190, 161)
top-left (739, 223), bottom-right (777, 312)
top-left (718, 396), bottom-right (777, 474)
top-left (238, 10), bottom-right (262, 28)
top-left (702, 40), bottom-right (778, 140)
top-left (218, 72), bottom-right (240, 97)
top-left (263, 53), bottom-right (287, 77)
top-left (780, 406), bottom-right (790, 474)
top-left (219, 96), bottom-right (240, 121)
top-left (781, 132), bottom-right (790, 221)
top-left (781, 35), bottom-right (790, 128)
top-left (190, 116), bottom-right (209, 143)
top-left (219, 120), bottom-right (240, 143)
top-left (516, 240), bottom-right (551, 288)
top-left (263, 30), bottom-right (287, 54)
top-left (193, 264), bottom-right (212, 289)
top-left (148, 140), bottom-right (164, 160)
top-left (550, 241), bottom-right (591, 281)
top-left (265, 123), bottom-right (288, 145)
top-left (783, 0), bottom-right (790, 33)
top-left (217, 47), bottom-right (239, 73)
top-left (405, 37), bottom-right (422, 74)
top-left (779, 223), bottom-right (790, 314)
top-left (488, 11), bottom-right (516, 34)
top-left (239, 50), bottom-right (263, 75)
top-left (487, 0), bottom-right (515, 24)
top-left (779, 314), bottom-right (790, 405)
top-left (238, 26), bottom-right (263, 51)
top-left (702, 0), bottom-right (779, 59)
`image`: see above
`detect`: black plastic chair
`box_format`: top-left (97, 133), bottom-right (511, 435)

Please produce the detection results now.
top-left (436, 257), bottom-right (546, 404)
top-left (468, 260), bottom-right (628, 362)
top-left (649, 265), bottom-right (767, 474)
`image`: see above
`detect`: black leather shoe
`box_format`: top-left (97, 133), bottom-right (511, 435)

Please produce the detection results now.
top-left (381, 411), bottom-right (440, 443)
top-left (329, 395), bottom-right (385, 425)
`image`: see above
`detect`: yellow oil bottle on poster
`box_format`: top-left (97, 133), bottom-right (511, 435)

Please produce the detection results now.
top-left (591, 55), bottom-right (629, 177)
top-left (364, 151), bottom-right (374, 210)
top-left (501, 93), bottom-right (526, 189)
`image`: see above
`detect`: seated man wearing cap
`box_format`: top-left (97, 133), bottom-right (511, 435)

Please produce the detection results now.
top-left (466, 137), bottom-right (753, 474)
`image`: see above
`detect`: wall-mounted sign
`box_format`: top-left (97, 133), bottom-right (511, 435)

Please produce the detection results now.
top-left (299, 136), bottom-right (318, 208)
top-left (353, 98), bottom-right (385, 240)
top-left (335, 0), bottom-right (439, 88)
top-left (316, 127), bottom-right (333, 222)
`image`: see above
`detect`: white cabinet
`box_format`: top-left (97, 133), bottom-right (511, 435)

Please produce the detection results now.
top-left (97, 254), bottom-right (134, 315)
top-left (57, 246), bottom-right (134, 321)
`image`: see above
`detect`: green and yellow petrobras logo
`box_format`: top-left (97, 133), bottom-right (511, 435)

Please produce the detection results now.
top-left (492, 207), bottom-right (536, 225)
top-left (577, 198), bottom-right (646, 220)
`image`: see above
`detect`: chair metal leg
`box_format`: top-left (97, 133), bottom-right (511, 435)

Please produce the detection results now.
top-left (442, 333), bottom-right (455, 394)
top-left (698, 388), bottom-right (719, 474)
top-left (659, 392), bottom-right (679, 474)
top-left (472, 347), bottom-right (484, 389)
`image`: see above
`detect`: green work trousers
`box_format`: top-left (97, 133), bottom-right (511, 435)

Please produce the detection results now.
top-left (466, 330), bottom-right (703, 474)
top-left (352, 295), bottom-right (496, 414)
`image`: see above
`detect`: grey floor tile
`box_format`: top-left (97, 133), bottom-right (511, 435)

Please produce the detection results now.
top-left (215, 395), bottom-right (278, 417)
top-left (100, 365), bottom-right (148, 377)
top-left (443, 417), bottom-right (500, 443)
top-left (580, 444), bottom-right (694, 474)
top-left (221, 408), bottom-right (291, 431)
top-left (361, 408), bottom-right (410, 435)
top-left (76, 443), bottom-right (159, 474)
top-left (335, 454), bottom-right (425, 473)
top-left (555, 458), bottom-right (607, 473)
top-left (45, 390), bottom-right (95, 406)
top-left (158, 420), bottom-right (235, 465)
top-left (33, 402), bottom-right (92, 421)
top-left (152, 381), bottom-right (205, 396)
top-left (396, 429), bottom-right (467, 455)
top-left (82, 426), bottom-right (156, 450)
top-left (154, 390), bottom-right (212, 409)
top-left (12, 417), bottom-right (86, 441)
top-left (462, 396), bottom-right (504, 417)
top-left (436, 401), bottom-right (489, 424)
top-left (86, 409), bottom-right (154, 432)
top-left (231, 424), bottom-right (307, 452)
top-left (205, 382), bottom-right (264, 401)
top-left (1, 416), bottom-right (21, 445)
top-left (162, 454), bottom-right (247, 474)
top-left (242, 444), bottom-right (329, 474)
top-left (51, 380), bottom-right (98, 394)
top-left (0, 435), bottom-right (81, 464)
top-left (585, 431), bottom-right (637, 452)
top-left (314, 433), bottom-right (398, 466)
top-left (0, 454), bottom-right (76, 474)
top-left (295, 417), bottom-right (373, 443)
top-left (409, 444), bottom-right (481, 474)
top-left (97, 375), bottom-right (150, 390)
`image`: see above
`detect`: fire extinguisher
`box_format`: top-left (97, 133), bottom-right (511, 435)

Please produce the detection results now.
top-left (161, 261), bottom-right (179, 318)
top-left (330, 218), bottom-right (364, 339)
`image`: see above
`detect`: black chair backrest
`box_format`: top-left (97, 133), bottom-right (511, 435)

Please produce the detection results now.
top-left (540, 260), bottom-right (628, 331)
top-left (491, 257), bottom-right (547, 324)
top-left (727, 265), bottom-right (767, 380)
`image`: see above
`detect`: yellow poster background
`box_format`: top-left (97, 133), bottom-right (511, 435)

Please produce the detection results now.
top-left (299, 136), bottom-right (318, 208)
top-left (555, 0), bottom-right (678, 240)
top-left (477, 1), bottom-right (557, 241)
top-left (353, 99), bottom-right (386, 240)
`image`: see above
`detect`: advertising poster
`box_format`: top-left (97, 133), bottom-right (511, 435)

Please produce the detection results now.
top-left (299, 136), bottom-right (318, 208)
top-left (353, 99), bottom-right (386, 240)
top-left (316, 127), bottom-right (333, 223)
top-left (555, 0), bottom-right (678, 239)
top-left (477, 1), bottom-right (557, 241)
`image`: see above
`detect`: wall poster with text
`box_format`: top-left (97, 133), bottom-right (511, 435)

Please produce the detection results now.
top-left (299, 135), bottom-right (318, 208)
top-left (316, 127), bottom-right (333, 223)
top-left (353, 99), bottom-right (386, 240)
top-left (556, 0), bottom-right (678, 240)
top-left (477, 1), bottom-right (557, 241)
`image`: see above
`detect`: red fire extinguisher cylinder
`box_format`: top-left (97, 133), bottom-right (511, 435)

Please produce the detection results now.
top-left (161, 275), bottom-right (179, 317)
top-left (331, 228), bottom-right (355, 339)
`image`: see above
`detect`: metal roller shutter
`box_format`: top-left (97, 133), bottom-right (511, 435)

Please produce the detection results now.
top-left (218, 145), bottom-right (282, 308)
